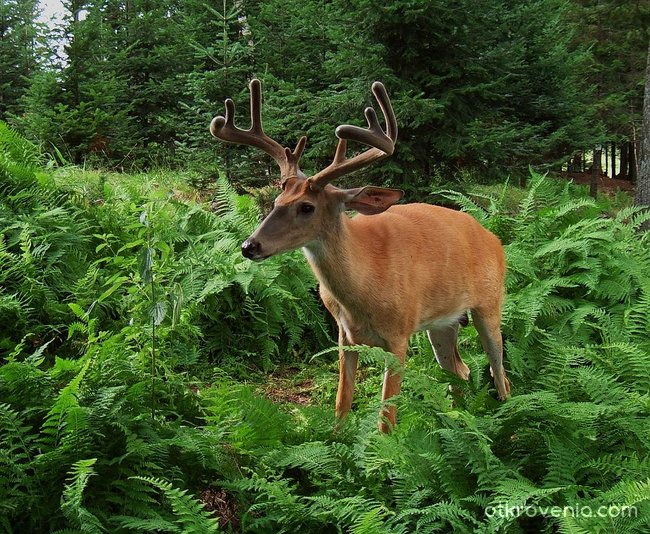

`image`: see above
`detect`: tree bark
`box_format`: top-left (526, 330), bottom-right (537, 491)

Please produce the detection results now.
top-left (591, 147), bottom-right (601, 199)
top-left (635, 41), bottom-right (650, 225)
top-left (604, 144), bottom-right (609, 177)
top-left (611, 142), bottom-right (616, 178)
top-left (620, 141), bottom-right (629, 180)
top-left (570, 152), bottom-right (581, 172)
top-left (629, 142), bottom-right (638, 182)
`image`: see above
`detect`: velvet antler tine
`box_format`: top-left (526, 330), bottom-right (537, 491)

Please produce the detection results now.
top-left (309, 82), bottom-right (398, 188)
top-left (210, 79), bottom-right (305, 178)
top-left (249, 79), bottom-right (263, 134)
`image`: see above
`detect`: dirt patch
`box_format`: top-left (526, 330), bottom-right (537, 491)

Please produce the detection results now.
top-left (262, 369), bottom-right (314, 405)
top-left (560, 171), bottom-right (635, 193)
top-left (200, 488), bottom-right (240, 530)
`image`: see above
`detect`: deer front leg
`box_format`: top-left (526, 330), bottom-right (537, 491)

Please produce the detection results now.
top-left (378, 338), bottom-right (408, 433)
top-left (335, 326), bottom-right (358, 419)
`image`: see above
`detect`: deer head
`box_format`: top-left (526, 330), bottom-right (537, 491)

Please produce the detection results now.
top-left (210, 79), bottom-right (402, 260)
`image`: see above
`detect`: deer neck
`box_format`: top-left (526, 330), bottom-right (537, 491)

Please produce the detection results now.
top-left (302, 213), bottom-right (362, 308)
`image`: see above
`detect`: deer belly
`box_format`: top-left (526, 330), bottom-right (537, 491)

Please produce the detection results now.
top-left (416, 311), bottom-right (467, 332)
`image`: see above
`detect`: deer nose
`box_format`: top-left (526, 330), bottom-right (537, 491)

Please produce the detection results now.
top-left (241, 238), bottom-right (261, 259)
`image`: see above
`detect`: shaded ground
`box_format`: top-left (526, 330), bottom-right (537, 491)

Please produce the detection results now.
top-left (561, 171), bottom-right (635, 192)
top-left (200, 488), bottom-right (240, 530)
top-left (262, 368), bottom-right (314, 405)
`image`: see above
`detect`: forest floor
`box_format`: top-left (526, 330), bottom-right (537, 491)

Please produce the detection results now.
top-left (262, 367), bottom-right (314, 405)
top-left (560, 170), bottom-right (635, 192)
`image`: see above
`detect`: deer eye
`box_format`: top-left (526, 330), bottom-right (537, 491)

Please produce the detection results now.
top-left (298, 203), bottom-right (315, 215)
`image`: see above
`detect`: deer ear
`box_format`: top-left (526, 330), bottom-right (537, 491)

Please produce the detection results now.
top-left (342, 186), bottom-right (404, 215)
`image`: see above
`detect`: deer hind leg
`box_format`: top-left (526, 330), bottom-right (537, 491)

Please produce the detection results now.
top-left (378, 338), bottom-right (408, 434)
top-left (427, 323), bottom-right (470, 382)
top-left (335, 326), bottom-right (358, 420)
top-left (472, 307), bottom-right (510, 400)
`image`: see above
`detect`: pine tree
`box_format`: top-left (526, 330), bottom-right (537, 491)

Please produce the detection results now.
top-left (571, 0), bottom-right (650, 180)
top-left (0, 0), bottom-right (42, 118)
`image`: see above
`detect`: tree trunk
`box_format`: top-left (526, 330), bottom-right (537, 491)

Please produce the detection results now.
top-left (604, 144), bottom-right (609, 177)
top-left (570, 152), bottom-right (581, 172)
top-left (635, 41), bottom-right (650, 227)
top-left (620, 141), bottom-right (629, 180)
top-left (611, 142), bottom-right (616, 178)
top-left (591, 147), bottom-right (601, 198)
top-left (629, 141), bottom-right (638, 182)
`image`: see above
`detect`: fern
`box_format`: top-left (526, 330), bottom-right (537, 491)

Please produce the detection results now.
top-left (3, 143), bottom-right (650, 534)
top-left (131, 477), bottom-right (219, 533)
top-left (60, 458), bottom-right (104, 533)
top-left (41, 357), bottom-right (92, 448)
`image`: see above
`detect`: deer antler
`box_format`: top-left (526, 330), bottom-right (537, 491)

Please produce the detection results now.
top-left (308, 82), bottom-right (397, 189)
top-left (210, 78), bottom-right (306, 179)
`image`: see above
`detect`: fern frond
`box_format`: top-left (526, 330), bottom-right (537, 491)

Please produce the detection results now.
top-left (131, 476), bottom-right (219, 533)
top-left (60, 458), bottom-right (104, 533)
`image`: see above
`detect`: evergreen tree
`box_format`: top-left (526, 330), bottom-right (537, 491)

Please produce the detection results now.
top-left (571, 0), bottom-right (650, 180)
top-left (348, 0), bottom-right (600, 183)
top-left (108, 0), bottom-right (193, 166)
top-left (19, 0), bottom-right (136, 163)
top-left (8, 0), bottom-right (647, 182)
top-left (175, 0), bottom-right (255, 180)
top-left (0, 0), bottom-right (42, 118)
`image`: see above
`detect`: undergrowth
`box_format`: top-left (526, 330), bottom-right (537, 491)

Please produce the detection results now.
top-left (2, 122), bottom-right (650, 532)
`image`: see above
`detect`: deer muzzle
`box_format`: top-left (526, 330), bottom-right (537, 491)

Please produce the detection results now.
top-left (241, 238), bottom-right (263, 260)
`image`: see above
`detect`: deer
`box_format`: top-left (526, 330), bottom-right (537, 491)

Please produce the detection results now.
top-left (210, 79), bottom-right (510, 433)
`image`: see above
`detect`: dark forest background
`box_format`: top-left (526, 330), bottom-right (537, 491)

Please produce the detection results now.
top-left (1, 0), bottom-right (648, 192)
